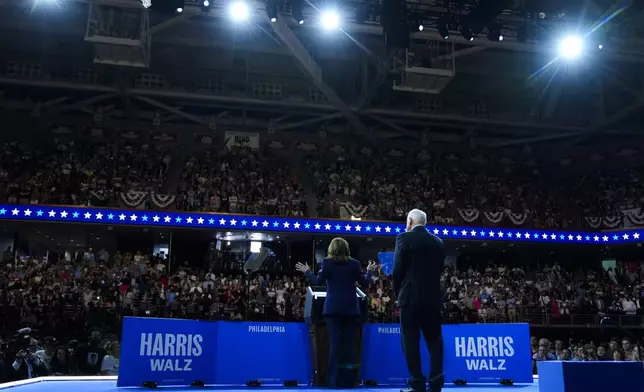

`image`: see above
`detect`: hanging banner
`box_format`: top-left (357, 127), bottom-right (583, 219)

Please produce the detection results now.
top-left (224, 131), bottom-right (260, 150)
top-left (118, 317), bottom-right (218, 387)
top-left (360, 323), bottom-right (532, 385)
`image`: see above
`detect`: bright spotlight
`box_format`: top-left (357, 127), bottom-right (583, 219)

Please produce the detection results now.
top-left (176, 7), bottom-right (183, 12)
top-left (320, 10), bottom-right (340, 31)
top-left (203, 0), bottom-right (209, 6)
top-left (229, 1), bottom-right (250, 22)
top-left (559, 35), bottom-right (584, 59)
top-left (598, 44), bottom-right (603, 50)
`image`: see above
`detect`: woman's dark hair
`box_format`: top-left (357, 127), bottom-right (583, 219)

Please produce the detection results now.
top-left (327, 237), bottom-right (350, 262)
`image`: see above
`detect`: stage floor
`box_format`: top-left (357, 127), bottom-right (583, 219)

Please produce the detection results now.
top-left (0, 377), bottom-right (539, 392)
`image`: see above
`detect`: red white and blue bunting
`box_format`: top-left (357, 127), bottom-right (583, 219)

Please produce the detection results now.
top-left (0, 203), bottom-right (642, 245)
top-left (458, 209), bottom-right (530, 226)
top-left (585, 208), bottom-right (644, 229)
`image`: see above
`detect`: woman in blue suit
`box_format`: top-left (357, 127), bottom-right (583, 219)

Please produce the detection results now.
top-left (296, 237), bottom-right (377, 388)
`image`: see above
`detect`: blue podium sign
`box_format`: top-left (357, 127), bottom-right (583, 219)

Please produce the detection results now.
top-left (361, 324), bottom-right (429, 384)
top-left (360, 323), bottom-right (532, 385)
top-left (118, 317), bottom-right (218, 387)
top-left (214, 322), bottom-right (312, 385)
top-left (443, 323), bottom-right (532, 384)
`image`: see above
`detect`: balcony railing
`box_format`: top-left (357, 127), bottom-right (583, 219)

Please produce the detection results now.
top-left (468, 307), bottom-right (644, 329)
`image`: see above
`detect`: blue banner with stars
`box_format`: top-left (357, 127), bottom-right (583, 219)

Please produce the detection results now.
top-left (0, 204), bottom-right (640, 245)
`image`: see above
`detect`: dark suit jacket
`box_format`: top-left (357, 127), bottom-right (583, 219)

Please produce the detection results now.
top-left (393, 225), bottom-right (445, 309)
top-left (305, 257), bottom-right (371, 316)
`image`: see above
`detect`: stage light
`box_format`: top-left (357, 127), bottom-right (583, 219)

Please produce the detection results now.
top-left (203, 0), bottom-right (209, 6)
top-left (461, 26), bottom-right (474, 42)
top-left (176, 7), bottom-right (183, 12)
top-left (437, 22), bottom-right (449, 40)
top-left (266, 2), bottom-right (278, 22)
top-left (418, 24), bottom-right (424, 32)
top-left (292, 0), bottom-right (304, 24)
top-left (320, 10), bottom-right (340, 31)
top-left (598, 44), bottom-right (603, 50)
top-left (558, 35), bottom-right (584, 59)
top-left (487, 23), bottom-right (503, 42)
top-left (229, 1), bottom-right (250, 22)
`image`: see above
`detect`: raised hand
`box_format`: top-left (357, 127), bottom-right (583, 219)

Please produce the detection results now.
top-left (295, 262), bottom-right (310, 273)
top-left (366, 260), bottom-right (377, 272)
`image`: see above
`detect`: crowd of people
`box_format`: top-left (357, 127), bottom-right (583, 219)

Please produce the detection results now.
top-left (176, 148), bottom-right (307, 216)
top-left (0, 139), bottom-right (170, 206)
top-left (0, 243), bottom-right (642, 381)
top-left (306, 152), bottom-right (644, 228)
top-left (0, 137), bottom-right (642, 229)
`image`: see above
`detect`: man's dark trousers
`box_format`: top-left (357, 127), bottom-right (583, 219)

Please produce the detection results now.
top-left (400, 306), bottom-right (444, 392)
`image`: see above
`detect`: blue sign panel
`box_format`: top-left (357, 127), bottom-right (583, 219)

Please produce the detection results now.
top-left (214, 322), bottom-right (312, 385)
top-left (118, 317), bottom-right (218, 387)
top-left (443, 323), bottom-right (532, 384)
top-left (361, 323), bottom-right (532, 385)
top-left (361, 324), bottom-right (429, 384)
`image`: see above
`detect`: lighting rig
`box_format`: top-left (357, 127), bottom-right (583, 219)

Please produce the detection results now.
top-left (140, 0), bottom-right (620, 62)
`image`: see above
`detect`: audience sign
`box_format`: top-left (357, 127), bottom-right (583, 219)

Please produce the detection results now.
top-left (118, 317), bottom-right (218, 387)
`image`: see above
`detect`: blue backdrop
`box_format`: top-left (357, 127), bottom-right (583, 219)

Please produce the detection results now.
top-left (214, 322), bottom-right (311, 384)
top-left (118, 319), bottom-right (531, 387)
top-left (118, 317), bottom-right (218, 387)
top-left (361, 323), bottom-right (532, 385)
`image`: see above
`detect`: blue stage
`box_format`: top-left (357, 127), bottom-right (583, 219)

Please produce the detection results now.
top-left (0, 377), bottom-right (540, 392)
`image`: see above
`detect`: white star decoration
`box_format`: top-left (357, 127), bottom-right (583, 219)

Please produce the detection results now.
top-left (6, 206), bottom-right (644, 248)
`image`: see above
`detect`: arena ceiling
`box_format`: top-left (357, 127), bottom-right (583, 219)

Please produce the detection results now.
top-left (0, 0), bottom-right (643, 149)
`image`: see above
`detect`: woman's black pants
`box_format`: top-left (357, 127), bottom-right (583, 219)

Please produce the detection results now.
top-left (324, 315), bottom-right (358, 388)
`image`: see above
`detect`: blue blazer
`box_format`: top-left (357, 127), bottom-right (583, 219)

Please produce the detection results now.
top-left (305, 257), bottom-right (371, 316)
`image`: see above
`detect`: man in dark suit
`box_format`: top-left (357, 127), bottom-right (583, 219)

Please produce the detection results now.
top-left (393, 209), bottom-right (445, 392)
top-left (296, 237), bottom-right (377, 388)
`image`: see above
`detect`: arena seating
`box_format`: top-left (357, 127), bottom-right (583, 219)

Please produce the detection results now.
top-left (1, 137), bottom-right (642, 229)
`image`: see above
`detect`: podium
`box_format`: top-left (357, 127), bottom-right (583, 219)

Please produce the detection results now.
top-left (304, 286), bottom-right (368, 387)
